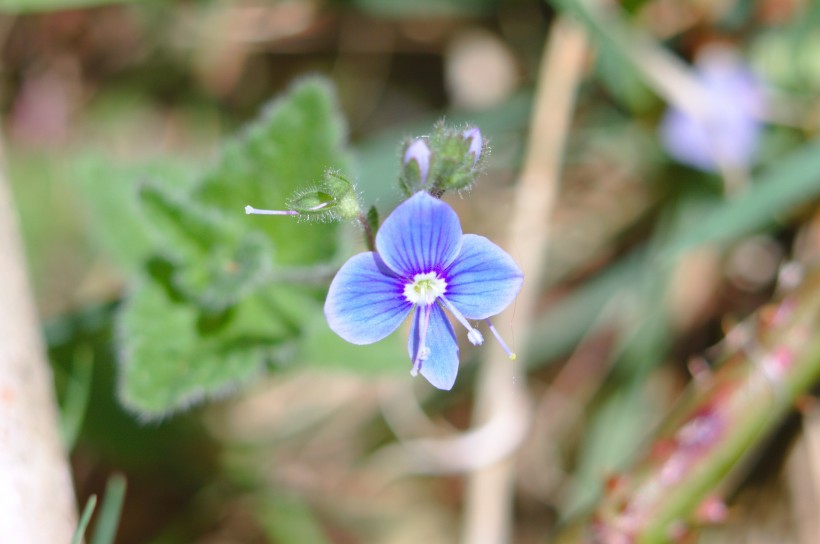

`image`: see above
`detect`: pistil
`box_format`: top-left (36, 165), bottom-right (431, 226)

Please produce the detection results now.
top-left (485, 319), bottom-right (516, 360)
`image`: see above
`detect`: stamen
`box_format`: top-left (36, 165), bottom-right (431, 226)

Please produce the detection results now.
top-left (411, 305), bottom-right (432, 376)
top-left (439, 296), bottom-right (483, 346)
top-left (245, 205), bottom-right (299, 216)
top-left (485, 319), bottom-right (516, 360)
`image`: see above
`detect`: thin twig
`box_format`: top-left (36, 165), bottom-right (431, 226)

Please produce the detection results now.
top-left (460, 16), bottom-right (589, 544)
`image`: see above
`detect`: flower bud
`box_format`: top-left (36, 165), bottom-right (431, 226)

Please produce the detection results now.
top-left (400, 139), bottom-right (432, 194)
top-left (249, 170), bottom-right (361, 223)
top-left (397, 122), bottom-right (490, 196)
top-left (308, 170), bottom-right (361, 221)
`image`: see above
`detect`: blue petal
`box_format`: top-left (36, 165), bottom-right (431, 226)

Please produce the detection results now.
top-left (376, 192), bottom-right (463, 277)
top-left (408, 304), bottom-right (459, 390)
top-left (444, 234), bottom-right (523, 319)
top-left (325, 252), bottom-right (412, 344)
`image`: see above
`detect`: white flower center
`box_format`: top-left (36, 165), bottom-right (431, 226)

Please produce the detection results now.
top-left (404, 272), bottom-right (446, 306)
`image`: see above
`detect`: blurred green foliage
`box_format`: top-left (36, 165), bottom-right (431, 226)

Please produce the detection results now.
top-left (0, 0), bottom-right (127, 12)
top-left (4, 0), bottom-right (820, 541)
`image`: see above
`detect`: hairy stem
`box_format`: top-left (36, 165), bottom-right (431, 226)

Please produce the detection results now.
top-left (554, 269), bottom-right (820, 542)
top-left (358, 212), bottom-right (376, 252)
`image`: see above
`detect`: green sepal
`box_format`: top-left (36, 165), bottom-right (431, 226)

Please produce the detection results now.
top-left (285, 170), bottom-right (361, 222)
top-left (427, 122), bottom-right (485, 193)
top-left (366, 205), bottom-right (379, 237)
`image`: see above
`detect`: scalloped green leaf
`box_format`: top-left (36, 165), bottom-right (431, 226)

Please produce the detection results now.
top-left (117, 281), bottom-right (299, 418)
top-left (138, 183), bottom-right (274, 311)
top-left (196, 77), bottom-right (354, 265)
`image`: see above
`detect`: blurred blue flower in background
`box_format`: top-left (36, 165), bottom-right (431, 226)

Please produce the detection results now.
top-left (324, 191), bottom-right (522, 390)
top-left (660, 47), bottom-right (767, 173)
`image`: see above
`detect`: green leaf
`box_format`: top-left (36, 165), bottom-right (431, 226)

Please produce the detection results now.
top-left (139, 183), bottom-right (274, 311)
top-left (115, 77), bottom-right (358, 418)
top-left (118, 282), bottom-right (264, 418)
top-left (72, 153), bottom-right (193, 272)
top-left (176, 232), bottom-right (273, 311)
top-left (196, 77), bottom-right (354, 266)
top-left (117, 276), bottom-right (320, 418)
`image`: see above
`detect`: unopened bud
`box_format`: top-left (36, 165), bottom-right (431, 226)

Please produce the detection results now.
top-left (403, 139), bottom-right (431, 188)
top-left (249, 171), bottom-right (361, 223)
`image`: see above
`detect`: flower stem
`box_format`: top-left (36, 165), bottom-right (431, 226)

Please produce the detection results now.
top-left (552, 269), bottom-right (820, 542)
top-left (358, 212), bottom-right (376, 252)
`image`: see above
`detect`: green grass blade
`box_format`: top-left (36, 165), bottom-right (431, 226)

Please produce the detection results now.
top-left (71, 495), bottom-right (97, 544)
top-left (91, 474), bottom-right (127, 544)
top-left (59, 345), bottom-right (94, 451)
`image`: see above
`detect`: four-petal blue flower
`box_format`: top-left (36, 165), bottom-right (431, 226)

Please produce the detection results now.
top-left (324, 191), bottom-right (523, 390)
top-left (660, 49), bottom-right (766, 173)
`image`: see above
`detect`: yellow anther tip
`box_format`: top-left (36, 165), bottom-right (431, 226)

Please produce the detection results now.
top-left (509, 353), bottom-right (517, 361)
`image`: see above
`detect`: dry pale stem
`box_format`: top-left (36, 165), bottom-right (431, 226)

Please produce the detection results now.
top-left (0, 146), bottom-right (77, 542)
top-left (460, 16), bottom-right (589, 544)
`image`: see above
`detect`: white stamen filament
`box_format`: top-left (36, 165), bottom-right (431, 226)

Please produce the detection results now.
top-left (411, 305), bottom-right (432, 376)
top-left (485, 318), bottom-right (516, 360)
top-left (439, 296), bottom-right (483, 346)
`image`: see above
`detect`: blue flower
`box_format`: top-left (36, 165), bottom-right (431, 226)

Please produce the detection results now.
top-left (324, 191), bottom-right (523, 390)
top-left (660, 48), bottom-right (766, 173)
